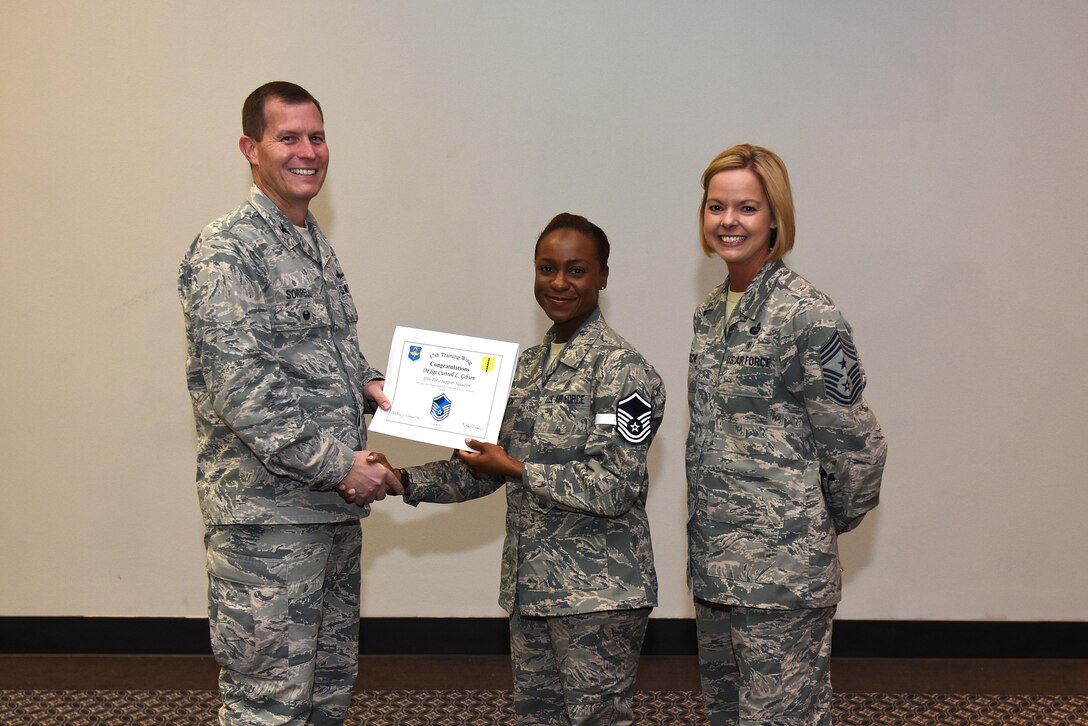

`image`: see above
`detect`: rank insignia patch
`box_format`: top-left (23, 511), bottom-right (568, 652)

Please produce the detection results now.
top-left (819, 331), bottom-right (863, 406)
top-left (430, 393), bottom-right (452, 421)
top-left (616, 391), bottom-right (653, 444)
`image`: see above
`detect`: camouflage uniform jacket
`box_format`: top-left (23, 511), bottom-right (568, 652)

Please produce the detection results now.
top-left (687, 261), bottom-right (886, 609)
top-left (405, 309), bottom-right (665, 616)
top-left (179, 186), bottom-right (383, 525)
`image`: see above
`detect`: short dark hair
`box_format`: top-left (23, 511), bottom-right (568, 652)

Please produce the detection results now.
top-left (534, 213), bottom-right (610, 268)
top-left (242, 82), bottom-right (323, 141)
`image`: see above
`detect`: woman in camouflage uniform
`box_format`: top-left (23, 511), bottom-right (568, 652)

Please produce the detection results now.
top-left (386, 213), bottom-right (666, 725)
top-left (687, 145), bottom-right (887, 725)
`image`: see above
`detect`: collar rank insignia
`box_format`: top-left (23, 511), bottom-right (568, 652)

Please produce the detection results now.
top-left (819, 331), bottom-right (863, 406)
top-left (430, 393), bottom-right (452, 421)
top-left (616, 391), bottom-right (653, 444)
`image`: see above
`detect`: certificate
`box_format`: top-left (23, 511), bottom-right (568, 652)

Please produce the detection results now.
top-left (368, 326), bottom-right (519, 450)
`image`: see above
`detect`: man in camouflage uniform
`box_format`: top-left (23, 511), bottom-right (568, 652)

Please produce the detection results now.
top-left (687, 261), bottom-right (887, 725)
top-left (179, 81), bottom-right (399, 725)
top-left (378, 215), bottom-right (665, 725)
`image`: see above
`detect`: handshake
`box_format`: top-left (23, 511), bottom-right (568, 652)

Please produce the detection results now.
top-left (333, 438), bottom-right (520, 508)
top-left (335, 450), bottom-right (403, 507)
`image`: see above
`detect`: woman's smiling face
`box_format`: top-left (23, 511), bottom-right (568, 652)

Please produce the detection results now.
top-left (703, 167), bottom-right (776, 286)
top-left (534, 229), bottom-right (608, 343)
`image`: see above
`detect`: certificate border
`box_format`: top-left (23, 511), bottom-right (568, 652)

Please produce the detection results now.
top-left (368, 326), bottom-right (519, 450)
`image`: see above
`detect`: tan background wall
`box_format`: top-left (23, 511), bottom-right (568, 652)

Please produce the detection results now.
top-left (1, 0), bottom-right (1085, 621)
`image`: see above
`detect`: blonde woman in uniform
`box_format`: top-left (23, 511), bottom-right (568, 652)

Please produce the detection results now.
top-left (686, 145), bottom-right (887, 725)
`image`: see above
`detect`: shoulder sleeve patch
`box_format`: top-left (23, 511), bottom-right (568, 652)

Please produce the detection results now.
top-left (818, 330), bottom-right (864, 406)
top-left (616, 391), bottom-right (653, 444)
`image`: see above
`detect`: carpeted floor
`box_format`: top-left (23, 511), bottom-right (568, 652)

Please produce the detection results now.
top-left (1, 689), bottom-right (1087, 725)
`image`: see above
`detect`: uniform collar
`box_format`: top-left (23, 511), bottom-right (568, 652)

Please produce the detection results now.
top-left (543, 308), bottom-right (606, 371)
top-left (725, 261), bottom-right (787, 321)
top-left (247, 185), bottom-right (323, 254)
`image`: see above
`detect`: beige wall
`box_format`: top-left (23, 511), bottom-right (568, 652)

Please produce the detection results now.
top-left (1, 1), bottom-right (1085, 620)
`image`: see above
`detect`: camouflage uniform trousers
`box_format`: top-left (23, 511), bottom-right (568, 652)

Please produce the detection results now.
top-left (510, 607), bottom-right (651, 726)
top-left (205, 522), bottom-right (362, 725)
top-left (695, 599), bottom-right (835, 726)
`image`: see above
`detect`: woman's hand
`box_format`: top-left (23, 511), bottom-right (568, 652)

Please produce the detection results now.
top-left (458, 439), bottom-right (523, 480)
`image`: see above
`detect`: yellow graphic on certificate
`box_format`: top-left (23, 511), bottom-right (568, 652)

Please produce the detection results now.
top-left (480, 356), bottom-right (496, 373)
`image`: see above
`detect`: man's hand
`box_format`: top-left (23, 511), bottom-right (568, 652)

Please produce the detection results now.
top-left (365, 452), bottom-right (406, 495)
top-left (457, 439), bottom-right (523, 479)
top-left (336, 450), bottom-right (402, 506)
top-left (364, 380), bottom-right (392, 412)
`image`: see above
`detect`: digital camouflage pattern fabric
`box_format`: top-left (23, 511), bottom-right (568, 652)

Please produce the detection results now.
top-left (695, 599), bottom-right (834, 726)
top-left (510, 607), bottom-right (650, 725)
top-left (405, 309), bottom-right (666, 616)
top-left (179, 187), bottom-right (383, 524)
top-left (687, 261), bottom-right (887, 609)
top-left (205, 522), bottom-right (361, 725)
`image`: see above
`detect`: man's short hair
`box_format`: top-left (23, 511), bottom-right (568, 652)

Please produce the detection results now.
top-left (242, 82), bottom-right (323, 141)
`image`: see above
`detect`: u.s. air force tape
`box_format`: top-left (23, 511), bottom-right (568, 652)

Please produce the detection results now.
top-left (616, 391), bottom-right (653, 444)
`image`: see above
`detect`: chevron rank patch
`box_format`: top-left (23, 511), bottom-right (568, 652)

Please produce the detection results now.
top-left (819, 331), bottom-right (863, 406)
top-left (430, 393), bottom-right (452, 421)
top-left (616, 391), bottom-right (653, 444)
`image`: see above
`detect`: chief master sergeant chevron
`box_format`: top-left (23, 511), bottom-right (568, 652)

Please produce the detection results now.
top-left (178, 81), bottom-right (401, 725)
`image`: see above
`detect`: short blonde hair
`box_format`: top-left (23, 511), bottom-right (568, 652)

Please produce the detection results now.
top-left (699, 144), bottom-right (795, 262)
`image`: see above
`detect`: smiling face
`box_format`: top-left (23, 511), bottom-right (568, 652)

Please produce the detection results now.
top-left (534, 229), bottom-right (609, 343)
top-left (702, 167), bottom-right (777, 290)
top-left (239, 98), bottom-right (328, 225)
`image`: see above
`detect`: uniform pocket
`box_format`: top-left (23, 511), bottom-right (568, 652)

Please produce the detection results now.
top-left (703, 484), bottom-right (789, 585)
top-left (270, 298), bottom-right (331, 331)
top-left (521, 513), bottom-right (608, 592)
top-left (719, 356), bottom-right (775, 399)
top-left (206, 549), bottom-right (288, 676)
top-left (705, 481), bottom-right (786, 535)
top-left (531, 413), bottom-right (590, 464)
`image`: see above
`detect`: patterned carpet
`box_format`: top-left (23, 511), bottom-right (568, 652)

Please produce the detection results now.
top-left (1, 689), bottom-right (1086, 725)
